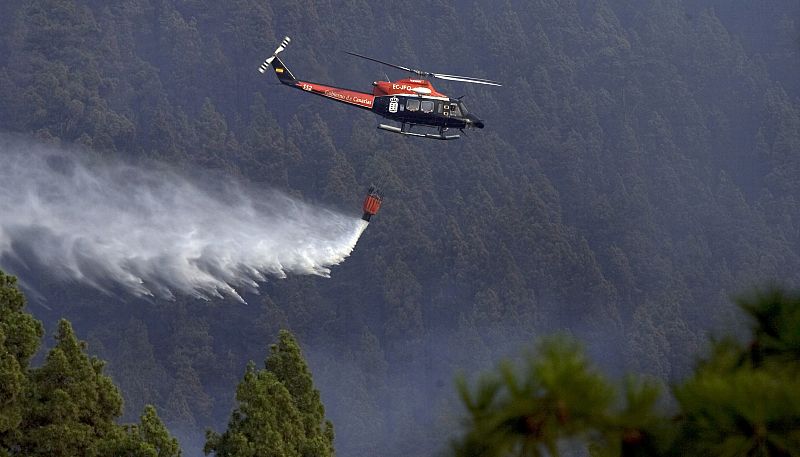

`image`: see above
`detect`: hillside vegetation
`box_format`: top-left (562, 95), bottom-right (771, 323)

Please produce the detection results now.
top-left (1, 1), bottom-right (799, 455)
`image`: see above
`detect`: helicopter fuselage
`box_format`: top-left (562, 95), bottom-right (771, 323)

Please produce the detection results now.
top-left (371, 79), bottom-right (481, 130)
top-left (267, 55), bottom-right (483, 138)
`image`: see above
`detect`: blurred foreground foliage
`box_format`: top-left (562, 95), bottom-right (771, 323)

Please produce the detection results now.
top-left (454, 289), bottom-right (800, 457)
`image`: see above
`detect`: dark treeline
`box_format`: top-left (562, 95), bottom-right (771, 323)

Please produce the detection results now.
top-left (0, 1), bottom-right (799, 455)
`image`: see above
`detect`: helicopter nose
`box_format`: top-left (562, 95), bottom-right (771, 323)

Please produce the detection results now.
top-left (467, 114), bottom-right (485, 129)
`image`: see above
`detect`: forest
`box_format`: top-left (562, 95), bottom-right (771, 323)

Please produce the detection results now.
top-left (3, 268), bottom-right (799, 455)
top-left (0, 0), bottom-right (799, 455)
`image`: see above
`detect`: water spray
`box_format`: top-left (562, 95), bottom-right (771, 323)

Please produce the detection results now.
top-left (0, 136), bottom-right (375, 302)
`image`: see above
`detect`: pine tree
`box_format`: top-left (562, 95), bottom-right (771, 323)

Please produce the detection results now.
top-left (138, 405), bottom-right (182, 457)
top-left (18, 319), bottom-right (178, 456)
top-left (108, 405), bottom-right (182, 457)
top-left (265, 330), bottom-right (334, 457)
top-left (194, 98), bottom-right (231, 170)
top-left (455, 336), bottom-right (614, 457)
top-left (672, 289), bottom-right (800, 456)
top-left (0, 270), bottom-right (180, 456)
top-left (18, 319), bottom-right (124, 456)
top-left (205, 330), bottom-right (333, 457)
top-left (204, 362), bottom-right (305, 457)
top-left (454, 290), bottom-right (800, 457)
top-left (0, 271), bottom-right (44, 453)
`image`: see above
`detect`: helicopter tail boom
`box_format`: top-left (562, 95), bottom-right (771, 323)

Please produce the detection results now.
top-left (258, 37), bottom-right (374, 110)
top-left (269, 55), bottom-right (297, 84)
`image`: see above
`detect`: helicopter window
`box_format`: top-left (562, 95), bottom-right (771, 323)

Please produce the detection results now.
top-left (450, 104), bottom-right (461, 116)
top-left (420, 100), bottom-right (434, 113)
top-left (406, 99), bottom-right (420, 111)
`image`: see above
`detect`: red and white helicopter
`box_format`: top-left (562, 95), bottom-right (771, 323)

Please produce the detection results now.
top-left (259, 37), bottom-right (501, 140)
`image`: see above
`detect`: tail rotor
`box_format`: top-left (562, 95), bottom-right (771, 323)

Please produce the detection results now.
top-left (258, 36), bottom-right (291, 73)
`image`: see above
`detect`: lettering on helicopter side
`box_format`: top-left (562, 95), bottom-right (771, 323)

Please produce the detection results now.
top-left (388, 97), bottom-right (399, 113)
top-left (392, 84), bottom-right (416, 91)
top-left (321, 89), bottom-right (373, 107)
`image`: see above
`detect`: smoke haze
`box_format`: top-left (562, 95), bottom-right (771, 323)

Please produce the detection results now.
top-left (0, 135), bottom-right (368, 302)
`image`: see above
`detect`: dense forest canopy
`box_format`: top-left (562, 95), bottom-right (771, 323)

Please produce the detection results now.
top-left (0, 0), bottom-right (799, 455)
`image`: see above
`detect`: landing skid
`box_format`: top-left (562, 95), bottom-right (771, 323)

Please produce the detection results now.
top-left (377, 123), bottom-right (460, 140)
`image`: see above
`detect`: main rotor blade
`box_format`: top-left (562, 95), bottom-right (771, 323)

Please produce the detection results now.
top-left (433, 73), bottom-right (502, 86)
top-left (345, 51), bottom-right (502, 86)
top-left (345, 51), bottom-right (423, 76)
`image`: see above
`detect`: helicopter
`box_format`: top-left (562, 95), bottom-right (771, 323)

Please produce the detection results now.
top-left (258, 37), bottom-right (501, 140)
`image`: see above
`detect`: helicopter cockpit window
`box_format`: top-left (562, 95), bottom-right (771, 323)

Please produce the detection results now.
top-left (406, 99), bottom-right (420, 112)
top-left (420, 100), bottom-right (434, 113)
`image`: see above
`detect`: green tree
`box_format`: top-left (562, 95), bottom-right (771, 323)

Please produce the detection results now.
top-left (0, 271), bottom-right (44, 453)
top-left (138, 404), bottom-right (182, 457)
top-left (204, 362), bottom-right (305, 457)
top-left (18, 319), bottom-right (181, 457)
top-left (672, 289), bottom-right (800, 456)
top-left (454, 336), bottom-right (614, 457)
top-left (454, 290), bottom-right (800, 457)
top-left (265, 330), bottom-right (334, 457)
top-left (194, 98), bottom-right (232, 170)
top-left (104, 405), bottom-right (182, 457)
top-left (19, 319), bottom-right (125, 456)
top-left (0, 271), bottom-right (180, 456)
top-left (205, 330), bottom-right (333, 457)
